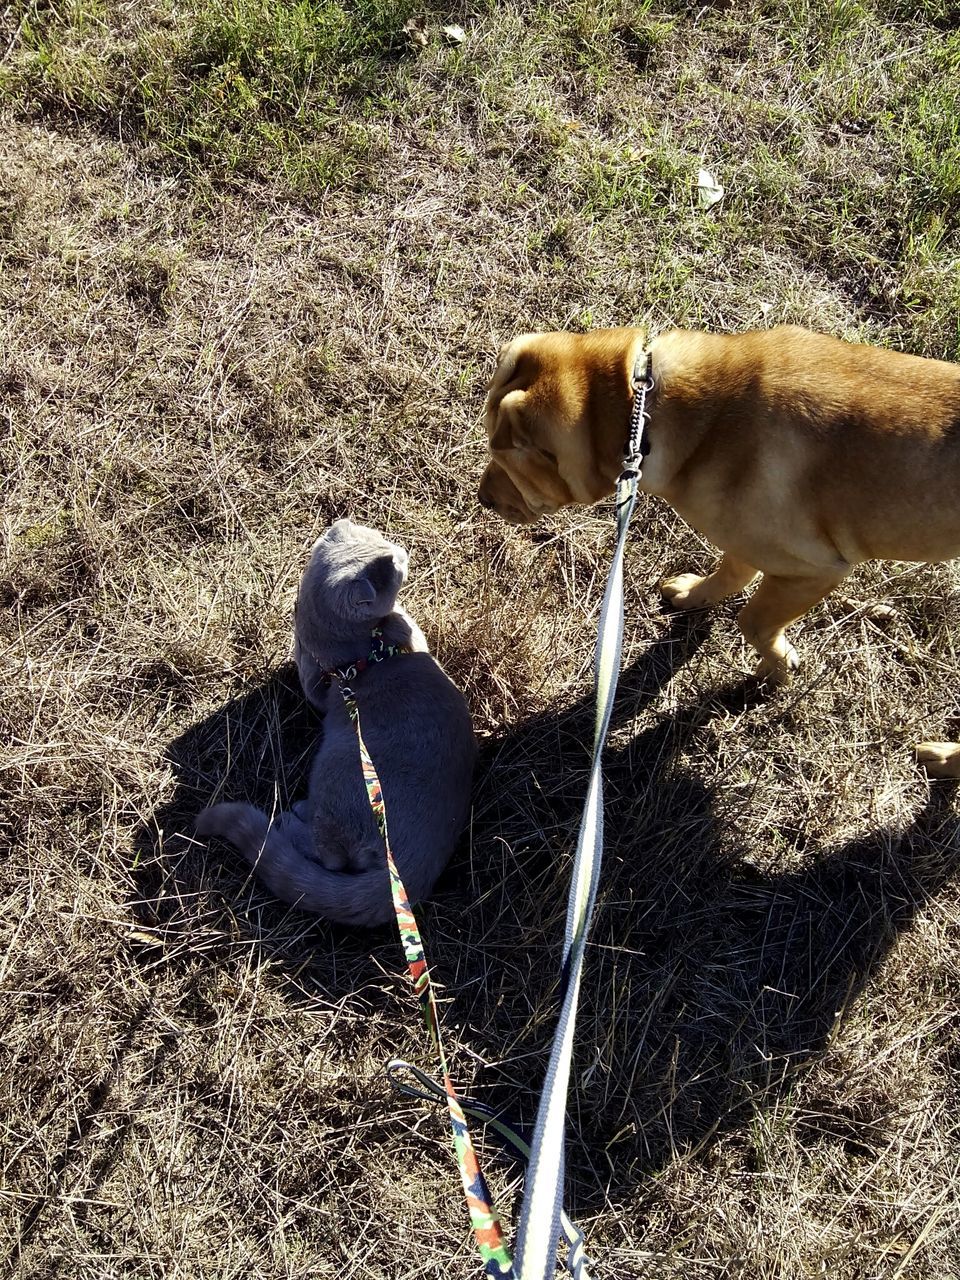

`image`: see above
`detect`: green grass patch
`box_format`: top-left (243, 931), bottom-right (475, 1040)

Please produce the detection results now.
top-left (3, 0), bottom-right (425, 188)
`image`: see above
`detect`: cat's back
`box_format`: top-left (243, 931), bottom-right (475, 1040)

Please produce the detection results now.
top-left (358, 650), bottom-right (475, 760)
top-left (325, 650), bottom-right (476, 854)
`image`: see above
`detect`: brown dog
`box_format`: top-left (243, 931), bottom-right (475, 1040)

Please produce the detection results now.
top-left (478, 325), bottom-right (960, 778)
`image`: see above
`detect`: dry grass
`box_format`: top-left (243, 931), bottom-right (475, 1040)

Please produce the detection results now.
top-left (2, 2), bottom-right (960, 1276)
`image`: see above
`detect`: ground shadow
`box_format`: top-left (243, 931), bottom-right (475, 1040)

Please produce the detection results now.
top-left (559, 748), bottom-right (959, 1201)
top-left (452, 663), bottom-right (960, 1210)
top-left (128, 608), bottom-right (714, 974)
top-left (127, 607), bottom-right (960, 1241)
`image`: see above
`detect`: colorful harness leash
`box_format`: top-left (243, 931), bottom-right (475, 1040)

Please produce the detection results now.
top-left (387, 1060), bottom-right (590, 1276)
top-left (337, 344), bottom-right (652, 1279)
top-left (331, 629), bottom-right (514, 1275)
top-left (323, 626), bottom-right (406, 686)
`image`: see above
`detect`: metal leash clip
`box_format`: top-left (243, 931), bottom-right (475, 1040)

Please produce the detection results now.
top-left (621, 348), bottom-right (654, 482)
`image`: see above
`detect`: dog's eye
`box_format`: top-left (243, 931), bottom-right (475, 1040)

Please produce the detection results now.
top-left (539, 446), bottom-right (557, 464)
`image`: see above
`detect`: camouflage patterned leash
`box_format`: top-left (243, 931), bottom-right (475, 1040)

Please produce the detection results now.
top-left (387, 1061), bottom-right (589, 1275)
top-left (333, 635), bottom-right (514, 1277)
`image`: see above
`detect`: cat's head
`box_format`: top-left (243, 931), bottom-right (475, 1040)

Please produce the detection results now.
top-left (298, 518), bottom-right (410, 633)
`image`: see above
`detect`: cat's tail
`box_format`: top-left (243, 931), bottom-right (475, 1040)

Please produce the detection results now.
top-left (195, 801), bottom-right (271, 860)
top-left (194, 802), bottom-right (392, 928)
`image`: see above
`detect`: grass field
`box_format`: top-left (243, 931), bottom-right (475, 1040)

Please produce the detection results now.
top-left (2, 1), bottom-right (960, 1276)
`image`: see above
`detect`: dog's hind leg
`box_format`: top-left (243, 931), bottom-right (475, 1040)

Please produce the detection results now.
top-left (916, 742), bottom-right (960, 779)
top-left (735, 569), bottom-right (849, 685)
top-left (660, 552), bottom-right (759, 610)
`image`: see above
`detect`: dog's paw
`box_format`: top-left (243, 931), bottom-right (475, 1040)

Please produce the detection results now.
top-left (660, 572), bottom-right (711, 610)
top-left (756, 643), bottom-right (799, 687)
top-left (916, 741), bottom-right (960, 780)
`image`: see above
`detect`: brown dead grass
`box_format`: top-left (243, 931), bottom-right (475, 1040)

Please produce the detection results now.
top-left (2, 2), bottom-right (960, 1276)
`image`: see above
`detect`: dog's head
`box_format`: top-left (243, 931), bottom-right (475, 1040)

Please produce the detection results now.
top-left (477, 329), bottom-right (643, 524)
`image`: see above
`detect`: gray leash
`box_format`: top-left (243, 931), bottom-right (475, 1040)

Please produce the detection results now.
top-left (511, 348), bottom-right (653, 1280)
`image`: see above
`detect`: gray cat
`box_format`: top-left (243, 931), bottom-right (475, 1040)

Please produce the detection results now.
top-left (195, 519), bottom-right (477, 926)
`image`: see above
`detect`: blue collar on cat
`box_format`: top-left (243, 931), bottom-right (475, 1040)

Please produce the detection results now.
top-left (323, 626), bottom-right (412, 687)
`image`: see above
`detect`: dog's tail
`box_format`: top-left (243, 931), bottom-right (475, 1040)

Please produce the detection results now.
top-left (194, 802), bottom-right (392, 928)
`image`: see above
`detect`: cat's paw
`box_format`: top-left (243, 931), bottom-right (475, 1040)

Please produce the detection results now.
top-left (346, 843), bottom-right (382, 874)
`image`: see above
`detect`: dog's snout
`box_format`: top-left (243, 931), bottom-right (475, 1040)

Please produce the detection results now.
top-left (477, 489), bottom-right (494, 510)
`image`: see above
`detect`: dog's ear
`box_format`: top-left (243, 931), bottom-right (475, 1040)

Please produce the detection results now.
top-left (495, 338), bottom-right (513, 366)
top-left (491, 390), bottom-right (559, 465)
top-left (487, 338), bottom-right (520, 395)
top-left (490, 389), bottom-right (529, 453)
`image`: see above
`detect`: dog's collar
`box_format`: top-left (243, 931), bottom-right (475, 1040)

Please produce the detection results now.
top-left (307, 626), bottom-right (412, 688)
top-left (621, 347), bottom-right (654, 482)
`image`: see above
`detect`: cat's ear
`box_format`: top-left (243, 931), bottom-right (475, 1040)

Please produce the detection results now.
top-left (328, 518), bottom-right (354, 540)
top-left (350, 575), bottom-right (377, 605)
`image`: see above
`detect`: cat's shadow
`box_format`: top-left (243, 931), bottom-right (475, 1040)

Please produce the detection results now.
top-left (130, 609), bottom-right (712, 958)
top-left (129, 609), bottom-right (959, 1219)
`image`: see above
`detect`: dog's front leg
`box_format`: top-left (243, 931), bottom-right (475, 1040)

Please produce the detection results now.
top-left (736, 570), bottom-right (849, 685)
top-left (660, 551), bottom-right (759, 610)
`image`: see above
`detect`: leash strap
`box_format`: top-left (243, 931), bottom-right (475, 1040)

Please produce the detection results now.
top-left (511, 351), bottom-right (652, 1280)
top-left (336, 676), bottom-right (515, 1276)
top-left (387, 1061), bottom-right (589, 1276)
top-left (345, 342), bottom-right (652, 1279)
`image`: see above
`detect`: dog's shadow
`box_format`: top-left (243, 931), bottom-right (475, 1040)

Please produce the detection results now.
top-left (556, 741), bottom-right (958, 1202)
top-left (450, 632), bottom-right (960, 1211)
top-left (130, 609), bottom-right (959, 1221)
